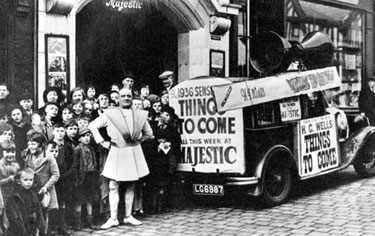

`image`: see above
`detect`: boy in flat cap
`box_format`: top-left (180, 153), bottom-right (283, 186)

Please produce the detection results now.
top-left (73, 126), bottom-right (98, 230)
top-left (19, 91), bottom-right (34, 119)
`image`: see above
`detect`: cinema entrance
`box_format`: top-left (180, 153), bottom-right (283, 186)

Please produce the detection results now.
top-left (75, 1), bottom-right (177, 95)
top-left (35, 0), bottom-right (239, 106)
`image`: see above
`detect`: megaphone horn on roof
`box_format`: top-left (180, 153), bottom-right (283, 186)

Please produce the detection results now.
top-left (250, 31), bottom-right (334, 74)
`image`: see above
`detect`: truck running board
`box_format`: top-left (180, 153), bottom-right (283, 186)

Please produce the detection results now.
top-left (225, 177), bottom-right (259, 186)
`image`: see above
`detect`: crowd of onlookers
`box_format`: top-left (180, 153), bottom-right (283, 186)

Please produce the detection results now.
top-left (0, 70), bottom-right (181, 236)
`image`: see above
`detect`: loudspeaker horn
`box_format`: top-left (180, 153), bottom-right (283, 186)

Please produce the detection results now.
top-left (250, 31), bottom-right (334, 74)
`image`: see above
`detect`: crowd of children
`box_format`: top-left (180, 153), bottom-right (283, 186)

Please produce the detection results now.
top-left (0, 74), bottom-right (181, 236)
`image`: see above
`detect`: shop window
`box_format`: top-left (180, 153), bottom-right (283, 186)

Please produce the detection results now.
top-left (237, 2), bottom-right (248, 77)
top-left (286, 0), bottom-right (364, 110)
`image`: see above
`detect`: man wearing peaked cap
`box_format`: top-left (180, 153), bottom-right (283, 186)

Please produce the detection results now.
top-left (158, 71), bottom-right (175, 91)
top-left (78, 126), bottom-right (90, 137)
top-left (122, 71), bottom-right (135, 90)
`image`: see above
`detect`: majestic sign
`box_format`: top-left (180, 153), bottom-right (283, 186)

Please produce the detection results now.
top-left (211, 67), bottom-right (341, 112)
top-left (299, 114), bottom-right (340, 178)
top-left (169, 77), bottom-right (245, 174)
top-left (104, 0), bottom-right (143, 12)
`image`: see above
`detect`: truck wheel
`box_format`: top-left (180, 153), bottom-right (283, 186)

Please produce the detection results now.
top-left (354, 135), bottom-right (375, 177)
top-left (261, 156), bottom-right (292, 207)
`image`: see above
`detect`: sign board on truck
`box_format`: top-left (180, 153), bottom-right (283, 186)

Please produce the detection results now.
top-left (279, 97), bottom-right (302, 122)
top-left (169, 77), bottom-right (245, 174)
top-left (298, 114), bottom-right (340, 178)
top-left (211, 67), bottom-right (341, 112)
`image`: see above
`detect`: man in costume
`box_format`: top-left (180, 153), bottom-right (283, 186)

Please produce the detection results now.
top-left (88, 88), bottom-right (153, 229)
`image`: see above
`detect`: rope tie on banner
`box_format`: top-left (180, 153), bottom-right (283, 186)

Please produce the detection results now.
top-left (243, 77), bottom-right (254, 107)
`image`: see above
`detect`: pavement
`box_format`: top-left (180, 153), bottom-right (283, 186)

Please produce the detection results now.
top-left (68, 166), bottom-right (375, 236)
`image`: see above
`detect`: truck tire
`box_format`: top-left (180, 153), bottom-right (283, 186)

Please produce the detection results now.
top-left (353, 134), bottom-right (375, 177)
top-left (261, 156), bottom-right (293, 207)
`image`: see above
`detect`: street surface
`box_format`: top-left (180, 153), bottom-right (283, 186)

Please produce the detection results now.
top-left (70, 166), bottom-right (375, 236)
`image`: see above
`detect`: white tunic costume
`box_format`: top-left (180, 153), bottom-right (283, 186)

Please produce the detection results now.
top-left (89, 108), bottom-right (153, 181)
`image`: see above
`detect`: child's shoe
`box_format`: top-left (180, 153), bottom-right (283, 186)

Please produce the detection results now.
top-left (133, 209), bottom-right (145, 217)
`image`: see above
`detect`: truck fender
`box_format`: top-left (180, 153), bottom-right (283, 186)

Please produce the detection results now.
top-left (341, 126), bottom-right (375, 167)
top-left (254, 145), bottom-right (296, 194)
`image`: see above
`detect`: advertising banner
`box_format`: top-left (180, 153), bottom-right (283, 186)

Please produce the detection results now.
top-left (299, 114), bottom-right (339, 178)
top-left (169, 77), bottom-right (245, 174)
top-left (211, 67), bottom-right (341, 112)
top-left (279, 97), bottom-right (301, 122)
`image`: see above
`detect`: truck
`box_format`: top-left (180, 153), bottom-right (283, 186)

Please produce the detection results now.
top-left (168, 66), bottom-right (375, 206)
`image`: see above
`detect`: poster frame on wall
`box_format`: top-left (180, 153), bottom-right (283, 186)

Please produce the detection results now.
top-left (210, 49), bottom-right (225, 77)
top-left (45, 34), bottom-right (70, 96)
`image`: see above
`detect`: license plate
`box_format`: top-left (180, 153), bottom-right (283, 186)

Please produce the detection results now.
top-left (193, 184), bottom-right (224, 196)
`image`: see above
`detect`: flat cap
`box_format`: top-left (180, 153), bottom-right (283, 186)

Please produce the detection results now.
top-left (78, 126), bottom-right (90, 137)
top-left (147, 94), bottom-right (160, 104)
top-left (124, 71), bottom-right (135, 79)
top-left (161, 105), bottom-right (175, 115)
top-left (20, 91), bottom-right (33, 100)
top-left (158, 71), bottom-right (173, 79)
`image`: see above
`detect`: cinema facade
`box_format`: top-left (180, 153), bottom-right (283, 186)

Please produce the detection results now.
top-left (1, 0), bottom-right (374, 110)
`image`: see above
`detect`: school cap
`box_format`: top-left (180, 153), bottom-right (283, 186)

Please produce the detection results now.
top-left (158, 71), bottom-right (173, 79)
top-left (147, 94), bottom-right (160, 104)
top-left (0, 123), bottom-right (13, 134)
top-left (44, 102), bottom-right (59, 109)
top-left (123, 71), bottom-right (135, 79)
top-left (20, 91), bottom-right (33, 100)
top-left (97, 93), bottom-right (109, 99)
top-left (160, 89), bottom-right (169, 96)
top-left (139, 83), bottom-right (149, 90)
top-left (64, 118), bottom-right (78, 128)
top-left (133, 95), bottom-right (143, 101)
top-left (110, 90), bottom-right (119, 95)
top-left (78, 126), bottom-right (90, 137)
top-left (28, 131), bottom-right (47, 144)
top-left (161, 106), bottom-right (175, 115)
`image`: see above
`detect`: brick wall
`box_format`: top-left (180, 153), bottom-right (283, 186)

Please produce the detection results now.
top-left (0, 0), bottom-right (35, 103)
top-left (0, 3), bottom-right (9, 84)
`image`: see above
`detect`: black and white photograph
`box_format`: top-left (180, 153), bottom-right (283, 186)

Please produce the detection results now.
top-left (1, 0), bottom-right (375, 235)
top-left (46, 35), bottom-right (69, 96)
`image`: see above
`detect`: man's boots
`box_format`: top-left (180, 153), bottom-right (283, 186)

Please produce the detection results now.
top-left (86, 215), bottom-right (96, 229)
top-left (157, 192), bottom-right (165, 214)
top-left (57, 208), bottom-right (69, 235)
top-left (150, 190), bottom-right (158, 214)
top-left (72, 212), bottom-right (82, 231)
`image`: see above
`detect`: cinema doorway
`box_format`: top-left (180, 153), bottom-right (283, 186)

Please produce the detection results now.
top-left (76, 1), bottom-right (177, 95)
